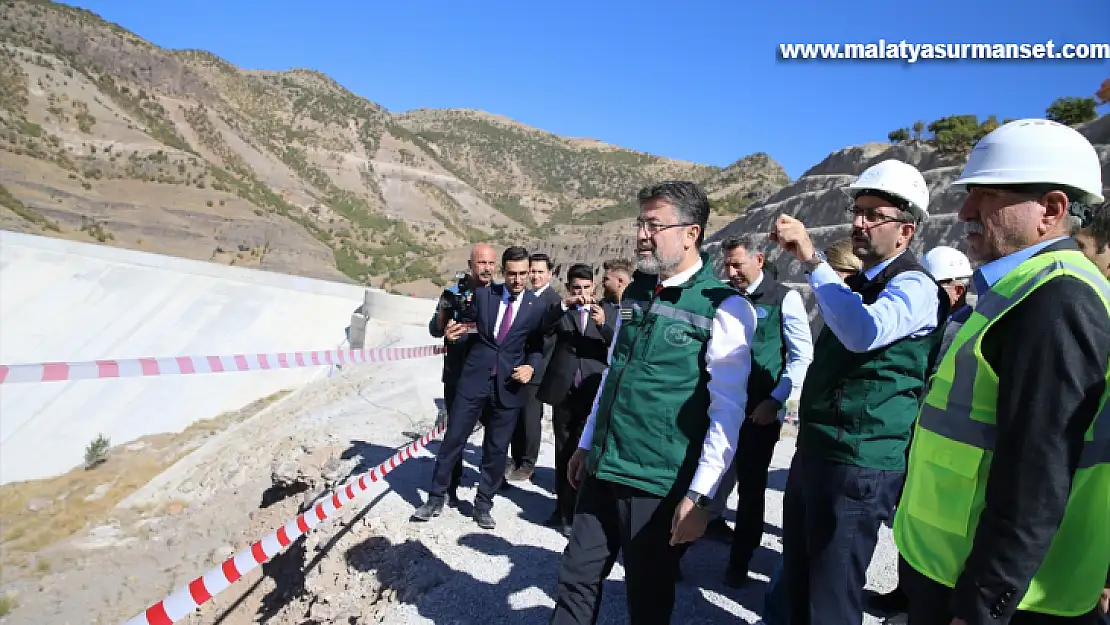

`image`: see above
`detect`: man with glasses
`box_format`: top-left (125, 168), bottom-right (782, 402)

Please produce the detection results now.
top-left (549, 181), bottom-right (756, 624)
top-left (769, 159), bottom-right (950, 625)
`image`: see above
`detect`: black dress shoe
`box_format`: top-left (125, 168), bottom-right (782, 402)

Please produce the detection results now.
top-left (410, 497), bottom-right (444, 522)
top-left (559, 524), bottom-right (572, 538)
top-left (473, 508), bottom-right (496, 529)
top-left (447, 489), bottom-right (460, 506)
top-left (868, 585), bottom-right (909, 616)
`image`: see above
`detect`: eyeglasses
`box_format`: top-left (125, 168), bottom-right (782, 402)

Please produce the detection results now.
top-left (631, 220), bottom-right (696, 235)
top-left (845, 206), bottom-right (912, 225)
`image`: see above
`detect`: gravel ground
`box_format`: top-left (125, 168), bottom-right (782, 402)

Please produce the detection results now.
top-left (0, 316), bottom-right (901, 624)
top-left (382, 428), bottom-right (899, 624)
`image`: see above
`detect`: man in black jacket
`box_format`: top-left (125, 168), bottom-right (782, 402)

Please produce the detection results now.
top-left (536, 263), bottom-right (618, 536)
top-left (508, 252), bottom-right (563, 482)
top-left (428, 243), bottom-right (497, 502)
top-left (893, 119), bottom-right (1110, 625)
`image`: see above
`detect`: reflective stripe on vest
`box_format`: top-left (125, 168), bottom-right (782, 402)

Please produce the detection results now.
top-left (895, 251), bottom-right (1110, 617)
top-left (915, 258), bottom-right (1110, 468)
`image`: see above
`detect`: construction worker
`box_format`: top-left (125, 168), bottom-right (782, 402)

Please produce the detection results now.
top-left (893, 118), bottom-right (1110, 625)
top-left (769, 158), bottom-right (950, 625)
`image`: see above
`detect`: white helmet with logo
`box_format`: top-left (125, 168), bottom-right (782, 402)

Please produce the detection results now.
top-left (844, 159), bottom-right (931, 222)
top-left (922, 246), bottom-right (973, 282)
top-left (950, 118), bottom-right (1104, 205)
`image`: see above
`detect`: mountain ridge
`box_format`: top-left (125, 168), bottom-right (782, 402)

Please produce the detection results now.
top-left (0, 0), bottom-right (791, 296)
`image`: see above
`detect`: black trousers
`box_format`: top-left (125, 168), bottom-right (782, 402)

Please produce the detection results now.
top-left (781, 452), bottom-right (903, 625)
top-left (551, 384), bottom-right (593, 524)
top-left (431, 378), bottom-right (518, 512)
top-left (901, 559), bottom-right (1104, 625)
top-left (727, 418), bottom-right (782, 573)
top-left (550, 475), bottom-right (684, 625)
top-left (511, 383), bottom-right (544, 470)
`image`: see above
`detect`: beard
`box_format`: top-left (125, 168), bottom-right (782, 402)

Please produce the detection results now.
top-left (636, 246), bottom-right (683, 276)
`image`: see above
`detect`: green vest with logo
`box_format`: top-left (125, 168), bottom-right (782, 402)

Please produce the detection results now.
top-left (746, 275), bottom-right (790, 413)
top-left (894, 249), bottom-right (1110, 617)
top-left (798, 252), bottom-right (949, 471)
top-left (585, 253), bottom-right (740, 497)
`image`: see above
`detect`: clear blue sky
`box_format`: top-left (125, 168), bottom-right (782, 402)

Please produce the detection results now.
top-left (68, 0), bottom-right (1109, 179)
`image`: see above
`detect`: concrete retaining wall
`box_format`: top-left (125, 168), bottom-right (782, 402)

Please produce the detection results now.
top-left (0, 231), bottom-right (437, 483)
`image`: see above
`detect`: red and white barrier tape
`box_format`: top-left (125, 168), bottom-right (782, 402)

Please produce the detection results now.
top-left (123, 421), bottom-right (447, 625)
top-left (0, 344), bottom-right (445, 385)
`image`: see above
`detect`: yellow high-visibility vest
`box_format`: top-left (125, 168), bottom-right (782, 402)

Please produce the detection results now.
top-left (894, 249), bottom-right (1110, 617)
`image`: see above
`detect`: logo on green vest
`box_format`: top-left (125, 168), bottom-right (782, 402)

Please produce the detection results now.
top-left (756, 305), bottom-right (770, 319)
top-left (663, 323), bottom-right (693, 347)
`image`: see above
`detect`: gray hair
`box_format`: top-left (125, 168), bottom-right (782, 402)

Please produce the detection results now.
top-left (721, 233), bottom-right (762, 254)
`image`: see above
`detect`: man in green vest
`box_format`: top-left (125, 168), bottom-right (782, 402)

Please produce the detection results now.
top-left (548, 181), bottom-right (758, 624)
top-left (708, 233), bottom-right (813, 588)
top-left (769, 158), bottom-right (950, 625)
top-left (893, 118), bottom-right (1110, 625)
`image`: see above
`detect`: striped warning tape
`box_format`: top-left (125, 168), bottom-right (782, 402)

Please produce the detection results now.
top-left (0, 344), bottom-right (445, 385)
top-left (123, 421), bottom-right (446, 625)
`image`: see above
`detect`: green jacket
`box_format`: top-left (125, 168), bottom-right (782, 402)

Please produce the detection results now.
top-left (798, 252), bottom-right (948, 471)
top-left (586, 253), bottom-right (739, 497)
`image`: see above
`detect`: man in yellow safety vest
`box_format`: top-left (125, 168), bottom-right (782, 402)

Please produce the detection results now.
top-left (893, 118), bottom-right (1110, 625)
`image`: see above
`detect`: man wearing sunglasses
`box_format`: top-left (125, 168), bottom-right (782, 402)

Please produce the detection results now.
top-left (769, 159), bottom-right (950, 625)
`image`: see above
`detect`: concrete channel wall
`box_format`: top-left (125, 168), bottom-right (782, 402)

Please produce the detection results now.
top-left (0, 230), bottom-right (437, 484)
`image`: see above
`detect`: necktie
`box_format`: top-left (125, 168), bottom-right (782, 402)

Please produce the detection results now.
top-left (496, 296), bottom-right (515, 344)
top-left (654, 283), bottom-right (664, 297)
top-left (574, 307), bottom-right (588, 387)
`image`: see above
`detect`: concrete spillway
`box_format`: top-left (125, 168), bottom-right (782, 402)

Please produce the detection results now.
top-left (0, 230), bottom-right (437, 484)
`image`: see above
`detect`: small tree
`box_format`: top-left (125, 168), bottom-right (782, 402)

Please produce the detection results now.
top-left (1096, 78), bottom-right (1110, 106)
top-left (912, 120), bottom-right (925, 139)
top-left (84, 433), bottom-right (110, 469)
top-left (1045, 96), bottom-right (1098, 126)
top-left (888, 128), bottom-right (910, 143)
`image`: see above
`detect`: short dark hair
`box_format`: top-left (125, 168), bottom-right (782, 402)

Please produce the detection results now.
top-left (603, 258), bottom-right (634, 276)
top-left (529, 252), bottom-right (553, 270)
top-left (566, 263), bottom-right (593, 283)
top-left (721, 234), bottom-right (761, 254)
top-left (1087, 202), bottom-right (1110, 253)
top-left (636, 181), bottom-right (710, 246)
top-left (502, 245), bottom-right (529, 265)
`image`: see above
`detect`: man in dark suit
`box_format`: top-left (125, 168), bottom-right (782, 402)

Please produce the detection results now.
top-left (411, 246), bottom-right (556, 530)
top-left (508, 252), bottom-right (564, 482)
top-left (537, 263), bottom-right (617, 536)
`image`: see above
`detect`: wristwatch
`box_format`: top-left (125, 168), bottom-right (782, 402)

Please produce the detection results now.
top-left (685, 489), bottom-right (712, 509)
top-left (803, 249), bottom-right (827, 274)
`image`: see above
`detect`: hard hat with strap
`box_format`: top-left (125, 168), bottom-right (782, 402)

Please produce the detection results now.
top-left (893, 248), bottom-right (1110, 617)
top-left (949, 118), bottom-right (1105, 223)
top-left (844, 159), bottom-right (932, 222)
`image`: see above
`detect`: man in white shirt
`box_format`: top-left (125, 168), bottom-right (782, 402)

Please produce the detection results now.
top-left (548, 181), bottom-right (756, 624)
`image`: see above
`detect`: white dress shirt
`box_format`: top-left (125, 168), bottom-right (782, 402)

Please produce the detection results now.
top-left (807, 249), bottom-right (939, 352)
top-left (576, 257), bottom-right (757, 499)
top-left (744, 271), bottom-right (814, 417)
top-left (493, 287), bottom-right (519, 337)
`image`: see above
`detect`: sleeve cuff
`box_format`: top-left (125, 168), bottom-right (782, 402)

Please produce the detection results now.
top-left (688, 468), bottom-right (722, 499)
top-left (806, 261), bottom-right (842, 289)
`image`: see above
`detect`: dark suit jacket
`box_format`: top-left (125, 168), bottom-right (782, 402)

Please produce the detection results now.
top-left (537, 300), bottom-right (618, 406)
top-left (455, 284), bottom-right (550, 409)
top-left (529, 284), bottom-right (565, 387)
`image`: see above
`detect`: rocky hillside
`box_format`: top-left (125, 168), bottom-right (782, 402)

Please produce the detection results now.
top-left (706, 113), bottom-right (1110, 303)
top-left (0, 0), bottom-right (790, 295)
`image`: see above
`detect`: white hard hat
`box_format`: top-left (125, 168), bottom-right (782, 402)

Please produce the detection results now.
top-left (922, 246), bottom-right (973, 282)
top-left (950, 118), bottom-right (1104, 205)
top-left (844, 159), bottom-right (931, 221)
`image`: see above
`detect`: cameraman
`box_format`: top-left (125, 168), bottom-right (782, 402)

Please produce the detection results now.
top-left (429, 242), bottom-right (498, 503)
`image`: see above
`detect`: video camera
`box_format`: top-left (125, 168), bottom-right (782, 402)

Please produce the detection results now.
top-left (438, 271), bottom-right (478, 333)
